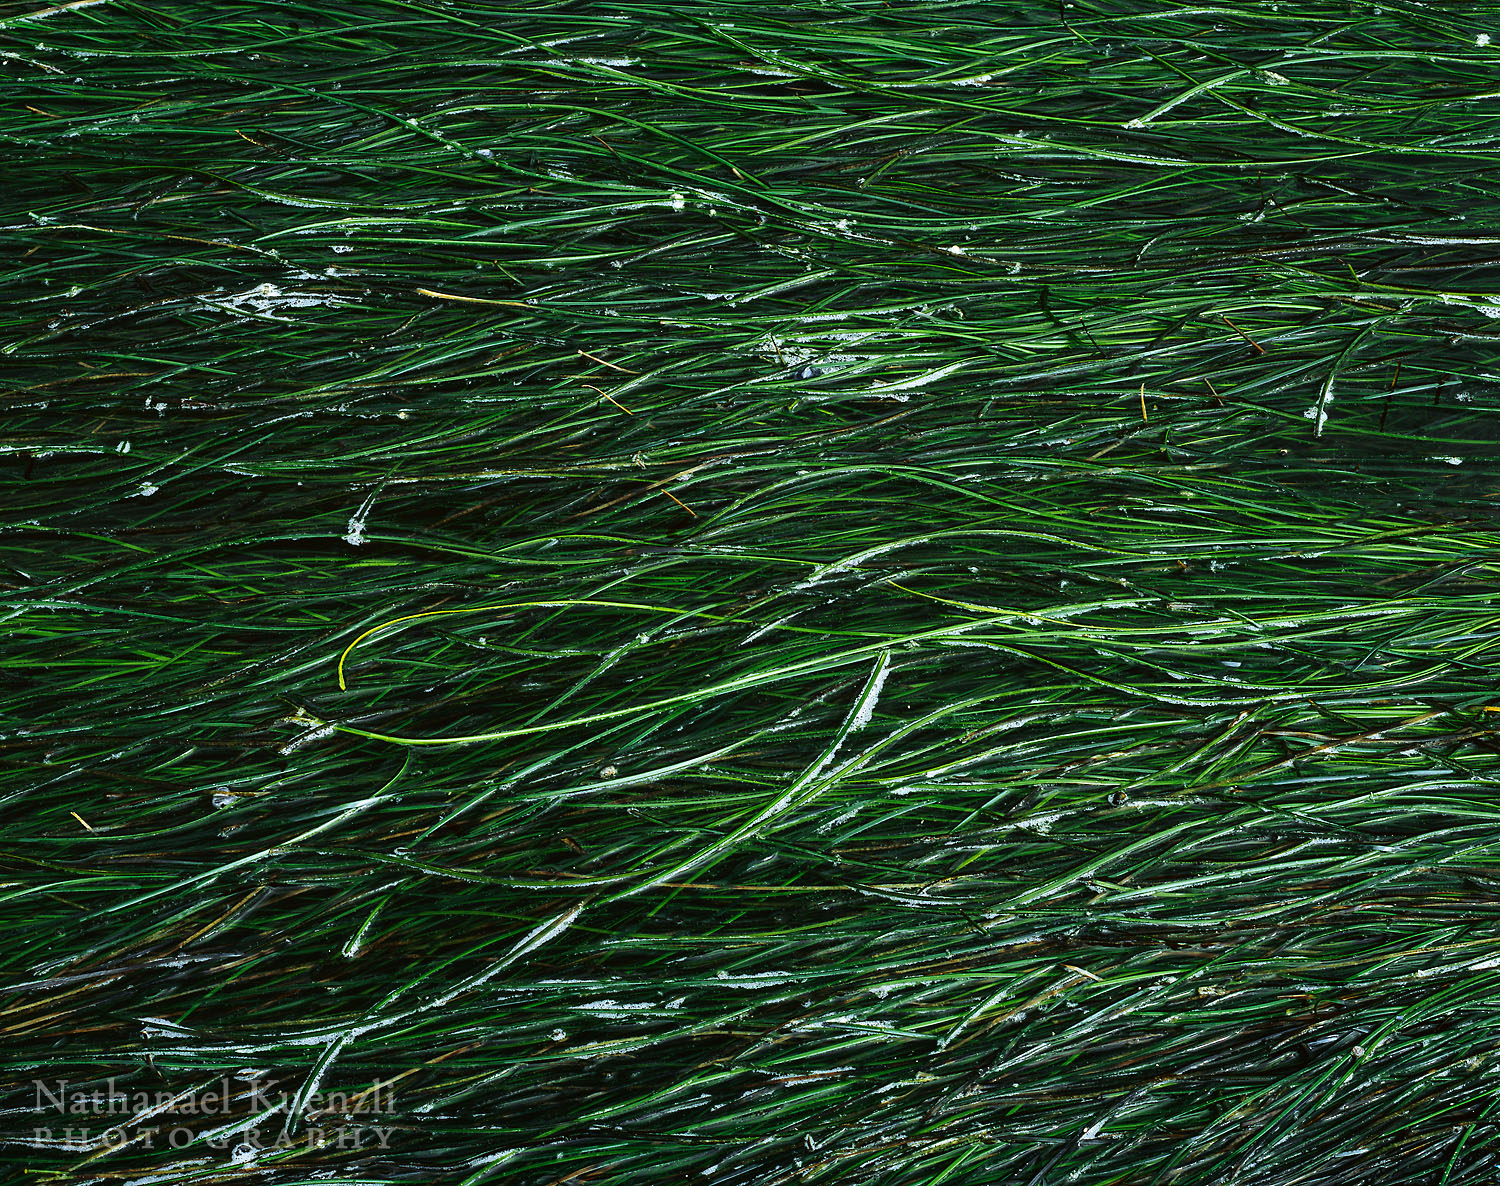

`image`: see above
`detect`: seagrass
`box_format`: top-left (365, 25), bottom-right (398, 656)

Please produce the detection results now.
top-left (5, 1), bottom-right (1500, 1183)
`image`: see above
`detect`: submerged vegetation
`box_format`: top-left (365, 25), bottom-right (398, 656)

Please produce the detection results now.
top-left (5, 1), bottom-right (1500, 1182)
